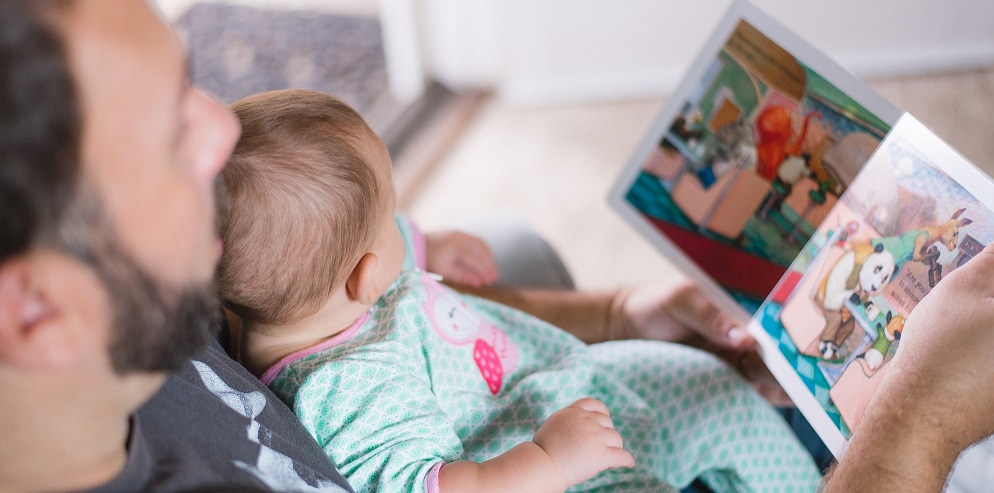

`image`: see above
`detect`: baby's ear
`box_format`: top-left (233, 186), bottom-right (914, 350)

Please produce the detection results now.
top-left (345, 253), bottom-right (380, 305)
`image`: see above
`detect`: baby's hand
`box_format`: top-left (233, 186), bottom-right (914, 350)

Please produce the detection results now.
top-left (424, 230), bottom-right (499, 287)
top-left (532, 398), bottom-right (634, 489)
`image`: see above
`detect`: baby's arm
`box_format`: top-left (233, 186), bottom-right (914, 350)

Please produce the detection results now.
top-left (438, 398), bottom-right (634, 493)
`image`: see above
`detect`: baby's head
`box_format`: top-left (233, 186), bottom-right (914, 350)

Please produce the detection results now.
top-left (218, 89), bottom-right (404, 329)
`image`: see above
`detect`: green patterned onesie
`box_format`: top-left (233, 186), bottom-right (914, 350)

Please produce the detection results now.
top-left (264, 218), bottom-right (820, 493)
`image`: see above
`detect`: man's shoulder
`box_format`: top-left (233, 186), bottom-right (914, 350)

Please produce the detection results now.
top-left (131, 341), bottom-right (353, 492)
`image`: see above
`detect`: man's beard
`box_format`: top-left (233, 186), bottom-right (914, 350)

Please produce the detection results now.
top-left (99, 249), bottom-right (221, 374)
top-left (57, 189), bottom-right (220, 375)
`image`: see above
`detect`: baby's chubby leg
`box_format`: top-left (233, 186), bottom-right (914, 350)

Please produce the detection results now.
top-left (587, 340), bottom-right (820, 492)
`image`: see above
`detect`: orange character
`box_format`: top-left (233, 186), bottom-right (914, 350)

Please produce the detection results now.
top-left (755, 105), bottom-right (821, 181)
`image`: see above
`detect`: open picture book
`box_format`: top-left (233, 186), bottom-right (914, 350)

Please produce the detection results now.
top-left (608, 0), bottom-right (994, 458)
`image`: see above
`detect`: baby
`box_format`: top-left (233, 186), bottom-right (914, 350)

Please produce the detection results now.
top-left (217, 89), bottom-right (820, 493)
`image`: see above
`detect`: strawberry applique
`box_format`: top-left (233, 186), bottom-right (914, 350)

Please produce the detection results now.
top-left (473, 339), bottom-right (503, 395)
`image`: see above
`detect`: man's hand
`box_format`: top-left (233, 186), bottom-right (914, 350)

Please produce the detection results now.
top-left (532, 398), bottom-right (635, 489)
top-left (880, 243), bottom-right (994, 449)
top-left (425, 231), bottom-right (499, 288)
top-left (611, 280), bottom-right (792, 406)
top-left (825, 244), bottom-right (994, 492)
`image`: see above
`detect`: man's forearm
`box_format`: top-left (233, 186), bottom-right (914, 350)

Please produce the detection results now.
top-left (824, 372), bottom-right (961, 492)
top-left (454, 286), bottom-right (621, 344)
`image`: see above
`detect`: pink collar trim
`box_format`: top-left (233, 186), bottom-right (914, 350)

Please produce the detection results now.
top-left (260, 312), bottom-right (370, 385)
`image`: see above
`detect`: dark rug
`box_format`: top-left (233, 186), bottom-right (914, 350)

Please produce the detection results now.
top-left (175, 3), bottom-right (413, 146)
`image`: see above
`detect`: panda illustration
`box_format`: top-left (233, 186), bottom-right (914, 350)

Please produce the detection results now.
top-left (815, 243), bottom-right (897, 360)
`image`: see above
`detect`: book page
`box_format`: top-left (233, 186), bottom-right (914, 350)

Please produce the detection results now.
top-left (751, 113), bottom-right (994, 457)
top-left (608, 0), bottom-right (900, 323)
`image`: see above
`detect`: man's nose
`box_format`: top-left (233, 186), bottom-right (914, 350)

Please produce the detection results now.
top-left (192, 89), bottom-right (240, 183)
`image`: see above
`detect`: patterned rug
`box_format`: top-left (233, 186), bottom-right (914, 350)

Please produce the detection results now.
top-left (175, 3), bottom-right (407, 144)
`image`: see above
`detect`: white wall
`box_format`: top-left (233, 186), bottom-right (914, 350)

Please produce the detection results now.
top-left (419, 0), bottom-right (994, 105)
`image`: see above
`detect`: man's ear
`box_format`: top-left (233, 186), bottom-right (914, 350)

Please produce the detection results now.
top-left (0, 258), bottom-right (89, 371)
top-left (345, 252), bottom-right (380, 305)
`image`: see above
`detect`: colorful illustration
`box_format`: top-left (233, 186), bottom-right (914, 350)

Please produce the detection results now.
top-left (611, 1), bottom-right (993, 459)
top-left (758, 117), bottom-right (994, 441)
top-left (623, 19), bottom-right (893, 311)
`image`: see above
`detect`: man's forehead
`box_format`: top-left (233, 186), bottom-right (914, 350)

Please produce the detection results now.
top-left (60, 0), bottom-right (183, 82)
top-left (59, 0), bottom-right (187, 142)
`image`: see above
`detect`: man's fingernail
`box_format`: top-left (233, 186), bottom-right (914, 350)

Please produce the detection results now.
top-left (728, 326), bottom-right (746, 343)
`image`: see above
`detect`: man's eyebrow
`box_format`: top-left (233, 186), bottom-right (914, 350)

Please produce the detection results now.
top-left (181, 55), bottom-right (194, 93)
top-left (176, 56), bottom-right (192, 114)
top-left (185, 55), bottom-right (194, 84)
top-left (172, 56), bottom-right (193, 149)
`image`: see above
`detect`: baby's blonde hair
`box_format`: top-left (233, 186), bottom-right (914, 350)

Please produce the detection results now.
top-left (217, 89), bottom-right (382, 326)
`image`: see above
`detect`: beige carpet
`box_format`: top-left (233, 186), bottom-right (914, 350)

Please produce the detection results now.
top-left (406, 68), bottom-right (994, 291)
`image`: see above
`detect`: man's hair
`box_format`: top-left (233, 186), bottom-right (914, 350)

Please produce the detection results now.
top-left (218, 89), bottom-right (382, 326)
top-left (0, 0), bottom-right (81, 261)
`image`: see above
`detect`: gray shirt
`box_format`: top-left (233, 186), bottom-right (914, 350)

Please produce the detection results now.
top-left (83, 341), bottom-right (352, 492)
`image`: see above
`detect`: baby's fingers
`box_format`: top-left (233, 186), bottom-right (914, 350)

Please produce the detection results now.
top-left (592, 426), bottom-right (634, 470)
top-left (451, 261), bottom-right (498, 287)
top-left (458, 241), bottom-right (499, 284)
top-left (597, 424), bottom-right (625, 449)
top-left (602, 446), bottom-right (635, 469)
top-left (569, 397), bottom-right (611, 416)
